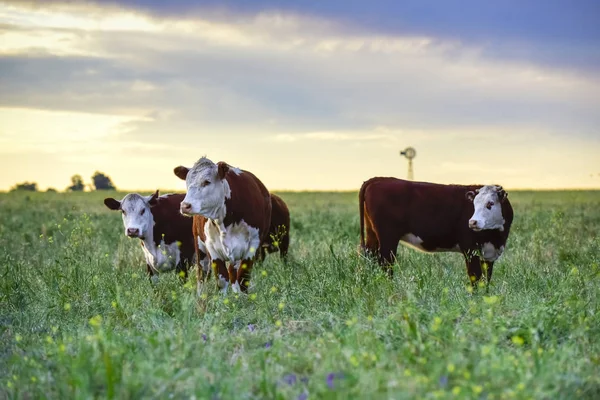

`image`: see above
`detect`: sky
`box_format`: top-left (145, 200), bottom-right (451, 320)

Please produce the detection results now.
top-left (0, 0), bottom-right (599, 192)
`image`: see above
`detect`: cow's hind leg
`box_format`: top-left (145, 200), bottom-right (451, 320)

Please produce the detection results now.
top-left (362, 210), bottom-right (379, 258)
top-left (279, 231), bottom-right (290, 260)
top-left (463, 252), bottom-right (483, 288)
top-left (378, 237), bottom-right (400, 278)
top-left (236, 259), bottom-right (254, 293)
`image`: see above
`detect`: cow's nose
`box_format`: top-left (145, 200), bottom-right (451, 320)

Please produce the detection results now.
top-left (180, 202), bottom-right (192, 213)
top-left (468, 219), bottom-right (478, 228)
top-left (127, 228), bottom-right (139, 237)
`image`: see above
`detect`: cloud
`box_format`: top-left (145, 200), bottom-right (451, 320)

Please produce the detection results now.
top-left (1, 2), bottom-right (598, 138)
top-left (271, 131), bottom-right (398, 143)
top-left (0, 1), bottom-right (598, 190)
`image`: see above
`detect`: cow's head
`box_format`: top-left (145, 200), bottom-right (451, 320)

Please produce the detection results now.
top-left (174, 157), bottom-right (232, 219)
top-left (466, 185), bottom-right (508, 231)
top-left (104, 190), bottom-right (159, 239)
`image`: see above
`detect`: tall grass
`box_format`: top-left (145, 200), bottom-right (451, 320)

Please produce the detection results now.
top-left (1, 190), bottom-right (599, 399)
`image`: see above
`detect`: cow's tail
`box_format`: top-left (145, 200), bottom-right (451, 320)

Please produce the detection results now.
top-left (359, 180), bottom-right (368, 250)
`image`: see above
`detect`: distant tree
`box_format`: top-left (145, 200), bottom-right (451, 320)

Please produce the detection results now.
top-left (10, 182), bottom-right (38, 192)
top-left (67, 175), bottom-right (85, 192)
top-left (46, 188), bottom-right (57, 193)
top-left (91, 171), bottom-right (116, 191)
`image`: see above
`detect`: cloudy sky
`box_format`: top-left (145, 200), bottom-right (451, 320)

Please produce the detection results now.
top-left (1, 0), bottom-right (599, 191)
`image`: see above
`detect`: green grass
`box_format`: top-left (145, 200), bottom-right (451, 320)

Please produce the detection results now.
top-left (1, 189), bottom-right (599, 399)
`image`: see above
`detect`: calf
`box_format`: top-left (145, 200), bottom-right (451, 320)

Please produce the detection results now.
top-left (359, 177), bottom-right (513, 285)
top-left (104, 190), bottom-right (209, 281)
top-left (174, 157), bottom-right (272, 293)
top-left (258, 193), bottom-right (291, 261)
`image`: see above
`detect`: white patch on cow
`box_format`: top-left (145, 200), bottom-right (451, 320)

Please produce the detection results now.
top-left (481, 242), bottom-right (504, 262)
top-left (469, 185), bottom-right (505, 231)
top-left (204, 219), bottom-right (260, 264)
top-left (230, 166), bottom-right (243, 175)
top-left (142, 239), bottom-right (181, 273)
top-left (181, 157), bottom-right (232, 219)
top-left (400, 233), bottom-right (460, 253)
top-left (231, 281), bottom-right (242, 294)
top-left (118, 193), bottom-right (155, 239)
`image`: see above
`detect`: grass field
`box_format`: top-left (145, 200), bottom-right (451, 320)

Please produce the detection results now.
top-left (1, 189), bottom-right (599, 399)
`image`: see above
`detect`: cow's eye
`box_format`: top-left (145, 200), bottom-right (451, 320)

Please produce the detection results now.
top-left (486, 201), bottom-right (494, 209)
top-left (140, 208), bottom-right (145, 216)
top-left (201, 180), bottom-right (211, 187)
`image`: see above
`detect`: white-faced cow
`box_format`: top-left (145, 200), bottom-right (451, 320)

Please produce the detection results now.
top-left (258, 193), bottom-right (290, 261)
top-left (359, 178), bottom-right (513, 286)
top-left (174, 157), bottom-right (272, 293)
top-left (104, 191), bottom-right (209, 281)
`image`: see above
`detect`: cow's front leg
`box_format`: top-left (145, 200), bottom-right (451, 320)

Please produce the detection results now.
top-left (482, 261), bottom-right (494, 291)
top-left (146, 264), bottom-right (159, 284)
top-left (235, 259), bottom-right (254, 293)
top-left (175, 260), bottom-right (188, 282)
top-left (463, 251), bottom-right (483, 287)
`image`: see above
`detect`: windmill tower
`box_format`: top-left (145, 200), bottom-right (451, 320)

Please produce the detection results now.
top-left (400, 147), bottom-right (416, 180)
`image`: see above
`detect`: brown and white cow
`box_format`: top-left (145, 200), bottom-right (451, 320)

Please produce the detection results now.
top-left (258, 193), bottom-right (290, 261)
top-left (174, 157), bottom-right (272, 293)
top-left (359, 177), bottom-right (513, 285)
top-left (104, 190), bottom-right (209, 282)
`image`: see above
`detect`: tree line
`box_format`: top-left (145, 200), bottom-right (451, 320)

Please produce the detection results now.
top-left (10, 172), bottom-right (116, 193)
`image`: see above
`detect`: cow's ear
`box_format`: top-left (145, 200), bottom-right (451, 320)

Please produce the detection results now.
top-left (147, 190), bottom-right (159, 206)
top-left (104, 198), bottom-right (121, 210)
top-left (465, 191), bottom-right (476, 202)
top-left (496, 186), bottom-right (508, 203)
top-left (174, 166), bottom-right (189, 181)
top-left (217, 162), bottom-right (229, 180)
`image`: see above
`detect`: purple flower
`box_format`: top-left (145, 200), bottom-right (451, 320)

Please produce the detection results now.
top-left (326, 372), bottom-right (344, 389)
top-left (265, 341), bottom-right (272, 349)
top-left (297, 391), bottom-right (308, 400)
top-left (248, 324), bottom-right (255, 332)
top-left (283, 374), bottom-right (297, 386)
top-left (326, 373), bottom-right (335, 389)
top-left (326, 372), bottom-right (345, 389)
top-left (439, 375), bottom-right (448, 388)
top-left (202, 334), bottom-right (207, 342)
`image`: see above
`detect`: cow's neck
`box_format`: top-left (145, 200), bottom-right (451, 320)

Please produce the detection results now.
top-left (207, 201), bottom-right (227, 225)
top-left (140, 229), bottom-right (158, 258)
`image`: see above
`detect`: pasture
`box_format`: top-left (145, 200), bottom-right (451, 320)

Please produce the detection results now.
top-left (1, 189), bottom-right (599, 399)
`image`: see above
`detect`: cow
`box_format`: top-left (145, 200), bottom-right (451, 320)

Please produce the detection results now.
top-left (358, 177), bottom-right (513, 286)
top-left (258, 193), bottom-right (290, 261)
top-left (173, 157), bottom-right (272, 294)
top-left (104, 190), bottom-right (209, 282)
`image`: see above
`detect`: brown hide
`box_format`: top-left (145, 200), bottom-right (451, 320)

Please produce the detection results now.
top-left (359, 177), bottom-right (513, 285)
top-left (221, 168), bottom-right (272, 246)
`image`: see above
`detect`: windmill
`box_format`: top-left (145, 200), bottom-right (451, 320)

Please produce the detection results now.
top-left (400, 147), bottom-right (416, 180)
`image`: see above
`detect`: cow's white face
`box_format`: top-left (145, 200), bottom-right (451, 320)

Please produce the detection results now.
top-left (467, 185), bottom-right (507, 231)
top-left (104, 192), bottom-right (158, 239)
top-left (174, 157), bottom-right (235, 220)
